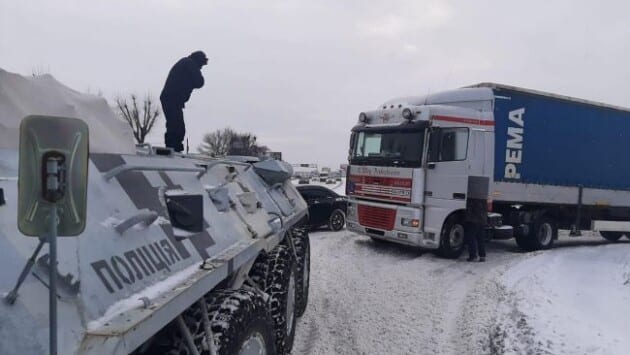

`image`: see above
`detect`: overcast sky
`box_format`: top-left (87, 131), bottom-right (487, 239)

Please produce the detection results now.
top-left (2, 0), bottom-right (630, 168)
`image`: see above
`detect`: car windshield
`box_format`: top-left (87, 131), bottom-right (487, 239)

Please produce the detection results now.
top-left (351, 129), bottom-right (425, 167)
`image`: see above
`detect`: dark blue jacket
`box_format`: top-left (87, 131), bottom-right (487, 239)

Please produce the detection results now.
top-left (160, 56), bottom-right (204, 106)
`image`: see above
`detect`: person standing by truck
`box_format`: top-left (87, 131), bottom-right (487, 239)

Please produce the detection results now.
top-left (465, 197), bottom-right (487, 262)
top-left (160, 50), bottom-right (208, 152)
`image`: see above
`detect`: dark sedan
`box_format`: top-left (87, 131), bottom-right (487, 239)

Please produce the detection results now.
top-left (296, 185), bottom-right (347, 231)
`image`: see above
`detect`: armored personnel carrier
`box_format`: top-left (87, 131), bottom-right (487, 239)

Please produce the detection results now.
top-left (0, 69), bottom-right (310, 355)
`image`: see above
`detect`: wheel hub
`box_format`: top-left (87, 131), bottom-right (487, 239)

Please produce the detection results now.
top-left (449, 224), bottom-right (465, 249)
top-left (239, 332), bottom-right (266, 355)
top-left (332, 212), bottom-right (343, 230)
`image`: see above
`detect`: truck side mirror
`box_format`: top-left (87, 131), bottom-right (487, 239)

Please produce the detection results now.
top-left (17, 115), bottom-right (89, 236)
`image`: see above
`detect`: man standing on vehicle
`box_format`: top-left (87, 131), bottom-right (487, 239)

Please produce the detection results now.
top-left (160, 50), bottom-right (208, 152)
top-left (465, 177), bottom-right (489, 262)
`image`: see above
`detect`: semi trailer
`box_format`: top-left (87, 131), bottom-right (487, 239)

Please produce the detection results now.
top-left (346, 83), bottom-right (630, 257)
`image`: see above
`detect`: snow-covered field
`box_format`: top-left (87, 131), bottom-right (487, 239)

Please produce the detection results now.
top-left (292, 229), bottom-right (630, 354)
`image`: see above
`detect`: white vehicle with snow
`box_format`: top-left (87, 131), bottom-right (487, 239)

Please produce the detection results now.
top-left (0, 69), bottom-right (310, 355)
top-left (346, 83), bottom-right (630, 257)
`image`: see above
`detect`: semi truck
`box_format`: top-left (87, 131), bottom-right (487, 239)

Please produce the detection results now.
top-left (346, 83), bottom-right (630, 258)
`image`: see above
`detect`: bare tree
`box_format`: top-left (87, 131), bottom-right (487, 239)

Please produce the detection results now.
top-left (198, 128), bottom-right (270, 157)
top-left (115, 94), bottom-right (160, 144)
top-left (228, 133), bottom-right (269, 156)
top-left (198, 127), bottom-right (236, 157)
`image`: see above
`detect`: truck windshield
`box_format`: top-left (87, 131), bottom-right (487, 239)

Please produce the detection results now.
top-left (351, 130), bottom-right (425, 167)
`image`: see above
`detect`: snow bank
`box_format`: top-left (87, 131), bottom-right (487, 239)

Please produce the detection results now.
top-left (0, 68), bottom-right (135, 154)
top-left (493, 244), bottom-right (630, 355)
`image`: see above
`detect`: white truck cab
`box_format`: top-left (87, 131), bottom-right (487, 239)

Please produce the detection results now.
top-left (346, 87), bottom-right (510, 257)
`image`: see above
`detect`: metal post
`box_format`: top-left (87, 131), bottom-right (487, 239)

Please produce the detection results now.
top-left (176, 315), bottom-right (200, 355)
top-left (4, 238), bottom-right (46, 305)
top-left (570, 186), bottom-right (583, 236)
top-left (49, 205), bottom-right (58, 355)
top-left (198, 300), bottom-right (218, 355)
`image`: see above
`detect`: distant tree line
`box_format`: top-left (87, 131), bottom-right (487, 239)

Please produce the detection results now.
top-left (198, 127), bottom-right (270, 157)
top-left (113, 94), bottom-right (269, 156)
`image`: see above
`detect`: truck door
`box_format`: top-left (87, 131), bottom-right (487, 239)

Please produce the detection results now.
top-left (423, 127), bottom-right (470, 231)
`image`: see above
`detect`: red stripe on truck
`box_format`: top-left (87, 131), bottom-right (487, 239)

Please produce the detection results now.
top-left (433, 115), bottom-right (495, 126)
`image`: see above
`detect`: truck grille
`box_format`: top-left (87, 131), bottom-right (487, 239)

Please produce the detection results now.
top-left (358, 205), bottom-right (396, 231)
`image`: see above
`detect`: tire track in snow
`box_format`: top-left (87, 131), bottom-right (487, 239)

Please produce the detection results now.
top-left (293, 230), bottom-right (522, 354)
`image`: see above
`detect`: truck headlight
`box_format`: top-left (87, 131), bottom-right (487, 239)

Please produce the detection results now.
top-left (401, 218), bottom-right (420, 227)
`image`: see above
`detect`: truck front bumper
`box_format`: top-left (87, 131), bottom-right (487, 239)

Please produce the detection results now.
top-left (347, 200), bottom-right (440, 249)
top-left (347, 221), bottom-right (440, 249)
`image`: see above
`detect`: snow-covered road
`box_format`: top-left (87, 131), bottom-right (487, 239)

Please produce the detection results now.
top-left (292, 230), bottom-right (630, 354)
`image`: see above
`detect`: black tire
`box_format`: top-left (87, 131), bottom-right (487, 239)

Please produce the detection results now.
top-left (207, 290), bottom-right (276, 355)
top-left (291, 227), bottom-right (310, 317)
top-left (600, 231), bottom-right (624, 241)
top-left (437, 215), bottom-right (466, 259)
top-left (517, 217), bottom-right (556, 251)
top-left (250, 245), bottom-right (297, 355)
top-left (328, 209), bottom-right (346, 231)
top-left (145, 289), bottom-right (275, 355)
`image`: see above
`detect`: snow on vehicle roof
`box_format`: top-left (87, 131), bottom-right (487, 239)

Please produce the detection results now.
top-left (381, 87), bottom-right (495, 110)
top-left (0, 68), bottom-right (135, 153)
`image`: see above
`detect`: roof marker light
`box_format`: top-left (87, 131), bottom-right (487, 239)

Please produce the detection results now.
top-left (402, 108), bottom-right (414, 120)
top-left (358, 112), bottom-right (368, 123)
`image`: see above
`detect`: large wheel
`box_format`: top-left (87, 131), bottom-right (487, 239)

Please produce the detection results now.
top-left (145, 289), bottom-right (275, 355)
top-left (291, 227), bottom-right (310, 317)
top-left (600, 231), bottom-right (624, 241)
top-left (328, 209), bottom-right (346, 231)
top-left (207, 290), bottom-right (276, 355)
top-left (529, 216), bottom-right (558, 250)
top-left (437, 215), bottom-right (466, 259)
top-left (250, 245), bottom-right (297, 355)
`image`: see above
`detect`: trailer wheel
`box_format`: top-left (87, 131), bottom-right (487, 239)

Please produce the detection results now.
top-left (146, 289), bottom-right (275, 355)
top-left (529, 217), bottom-right (557, 250)
top-left (250, 245), bottom-right (297, 355)
top-left (437, 215), bottom-right (466, 259)
top-left (600, 231), bottom-right (623, 241)
top-left (291, 227), bottom-right (310, 317)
